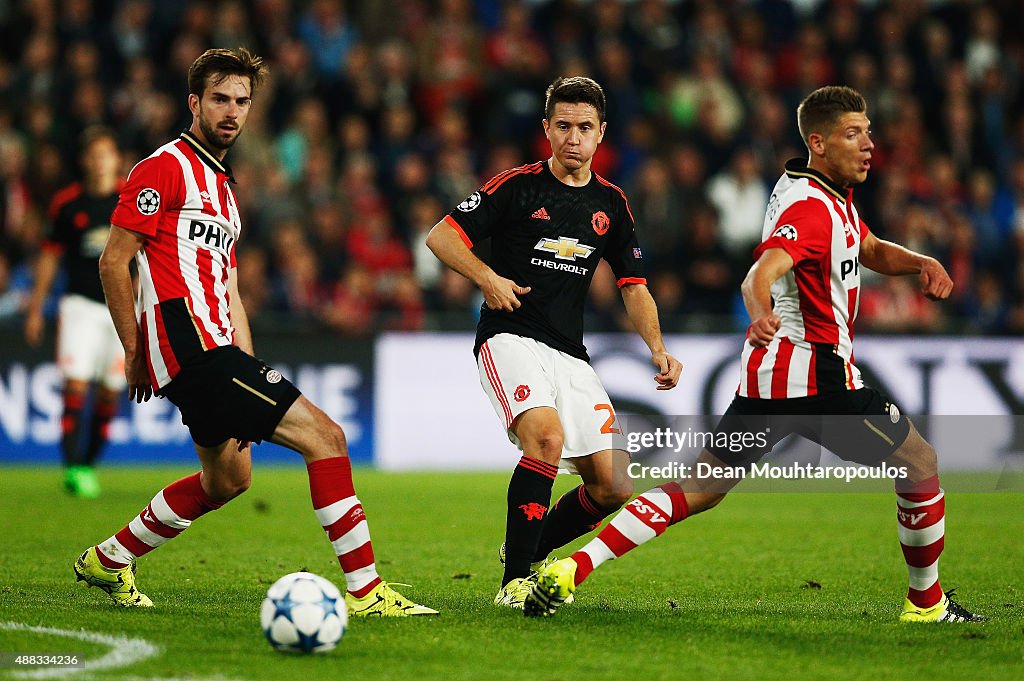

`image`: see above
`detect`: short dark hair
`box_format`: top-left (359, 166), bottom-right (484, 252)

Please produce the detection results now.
top-left (188, 46), bottom-right (268, 98)
top-left (796, 86), bottom-right (867, 144)
top-left (544, 76), bottom-right (606, 122)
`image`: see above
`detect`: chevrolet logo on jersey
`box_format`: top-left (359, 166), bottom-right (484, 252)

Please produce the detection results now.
top-left (533, 237), bottom-right (595, 261)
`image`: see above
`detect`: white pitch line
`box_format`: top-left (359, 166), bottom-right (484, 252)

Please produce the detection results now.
top-left (118, 677), bottom-right (247, 681)
top-left (0, 621), bottom-right (159, 679)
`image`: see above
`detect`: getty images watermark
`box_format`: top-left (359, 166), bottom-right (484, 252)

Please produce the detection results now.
top-left (627, 460), bottom-right (909, 483)
top-left (620, 425), bottom-right (909, 483)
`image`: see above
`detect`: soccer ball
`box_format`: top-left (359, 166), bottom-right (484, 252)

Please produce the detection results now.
top-left (260, 572), bottom-right (347, 653)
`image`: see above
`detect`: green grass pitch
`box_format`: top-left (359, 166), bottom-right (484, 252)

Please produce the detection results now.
top-left (0, 466), bottom-right (1021, 680)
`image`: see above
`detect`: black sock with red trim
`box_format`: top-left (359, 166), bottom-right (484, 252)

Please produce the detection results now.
top-left (532, 484), bottom-right (613, 563)
top-left (85, 400), bottom-right (117, 466)
top-left (502, 455), bottom-right (557, 586)
top-left (61, 391), bottom-right (86, 467)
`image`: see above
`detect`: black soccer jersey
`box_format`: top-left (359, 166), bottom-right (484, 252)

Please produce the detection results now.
top-left (445, 160), bottom-right (646, 362)
top-left (42, 182), bottom-right (122, 304)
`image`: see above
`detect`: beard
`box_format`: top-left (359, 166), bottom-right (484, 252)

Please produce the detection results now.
top-left (199, 112), bottom-right (240, 150)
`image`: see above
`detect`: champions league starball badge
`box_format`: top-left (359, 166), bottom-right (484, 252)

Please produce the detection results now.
top-left (137, 188), bottom-right (161, 215)
top-left (457, 192), bottom-right (481, 212)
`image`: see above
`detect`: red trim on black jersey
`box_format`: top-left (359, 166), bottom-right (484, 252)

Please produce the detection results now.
top-left (594, 174), bottom-right (635, 224)
top-left (482, 167), bottom-right (517, 194)
top-left (444, 214), bottom-right (474, 248)
top-left (616, 277), bottom-right (647, 288)
top-left (48, 183), bottom-right (83, 221)
top-left (483, 162), bottom-right (544, 195)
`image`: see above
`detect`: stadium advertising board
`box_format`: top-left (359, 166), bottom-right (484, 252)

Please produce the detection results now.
top-left (0, 333), bottom-right (375, 464)
top-left (376, 333), bottom-right (1024, 472)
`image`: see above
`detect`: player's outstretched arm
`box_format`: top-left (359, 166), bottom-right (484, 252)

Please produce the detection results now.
top-left (620, 283), bottom-right (682, 390)
top-left (741, 248), bottom-right (793, 347)
top-left (99, 225), bottom-right (151, 403)
top-left (859, 232), bottom-right (953, 300)
top-left (425, 219), bottom-right (531, 311)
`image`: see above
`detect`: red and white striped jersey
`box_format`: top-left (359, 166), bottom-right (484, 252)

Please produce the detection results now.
top-left (737, 159), bottom-right (867, 399)
top-left (111, 131), bottom-right (241, 389)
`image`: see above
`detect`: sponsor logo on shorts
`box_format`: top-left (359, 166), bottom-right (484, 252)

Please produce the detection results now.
top-left (266, 370), bottom-right (282, 384)
top-left (514, 384), bottom-right (531, 402)
top-left (137, 188), bottom-right (161, 215)
top-left (591, 210), bottom-right (610, 235)
top-left (888, 402), bottom-right (901, 424)
top-left (457, 192), bottom-right (481, 212)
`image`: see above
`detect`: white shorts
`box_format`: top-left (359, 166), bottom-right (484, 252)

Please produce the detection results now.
top-left (477, 333), bottom-right (623, 468)
top-left (56, 294), bottom-right (126, 390)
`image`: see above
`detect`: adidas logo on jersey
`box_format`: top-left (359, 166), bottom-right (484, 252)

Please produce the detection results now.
top-left (531, 207), bottom-right (551, 220)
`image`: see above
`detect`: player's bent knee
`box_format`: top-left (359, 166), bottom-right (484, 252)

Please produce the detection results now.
top-left (588, 484), bottom-right (631, 510)
top-left (687, 490), bottom-right (727, 515)
top-left (318, 418), bottom-right (348, 456)
top-left (206, 474), bottom-right (250, 503)
top-left (298, 416), bottom-right (348, 462)
top-left (523, 432), bottom-right (563, 461)
top-left (276, 396), bottom-right (349, 460)
top-left (234, 471), bottom-right (252, 496)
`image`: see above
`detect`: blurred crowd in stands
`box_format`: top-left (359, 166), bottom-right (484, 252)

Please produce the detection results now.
top-left (1, 0), bottom-right (1023, 337)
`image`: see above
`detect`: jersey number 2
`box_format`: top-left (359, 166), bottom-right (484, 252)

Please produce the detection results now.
top-left (594, 404), bottom-right (620, 434)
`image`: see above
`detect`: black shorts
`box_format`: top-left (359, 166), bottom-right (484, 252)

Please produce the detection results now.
top-left (708, 387), bottom-right (911, 466)
top-left (159, 345), bottom-right (301, 448)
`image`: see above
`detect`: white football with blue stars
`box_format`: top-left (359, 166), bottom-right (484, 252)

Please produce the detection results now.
top-left (260, 572), bottom-right (347, 653)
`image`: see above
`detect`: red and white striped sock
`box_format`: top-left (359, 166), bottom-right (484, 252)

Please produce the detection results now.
top-left (570, 482), bottom-right (689, 586)
top-left (95, 472), bottom-right (224, 568)
top-left (896, 475), bottom-right (945, 608)
top-left (308, 457), bottom-right (382, 598)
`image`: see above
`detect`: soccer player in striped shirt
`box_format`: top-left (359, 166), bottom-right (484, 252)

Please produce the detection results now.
top-left (72, 47), bottom-right (435, 616)
top-left (527, 86), bottom-right (986, 623)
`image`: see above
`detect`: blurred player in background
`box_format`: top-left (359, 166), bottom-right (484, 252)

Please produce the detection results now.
top-left (527, 86), bottom-right (986, 624)
top-left (72, 47), bottom-right (436, 617)
top-left (24, 127), bottom-right (125, 499)
top-left (427, 76), bottom-right (682, 609)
